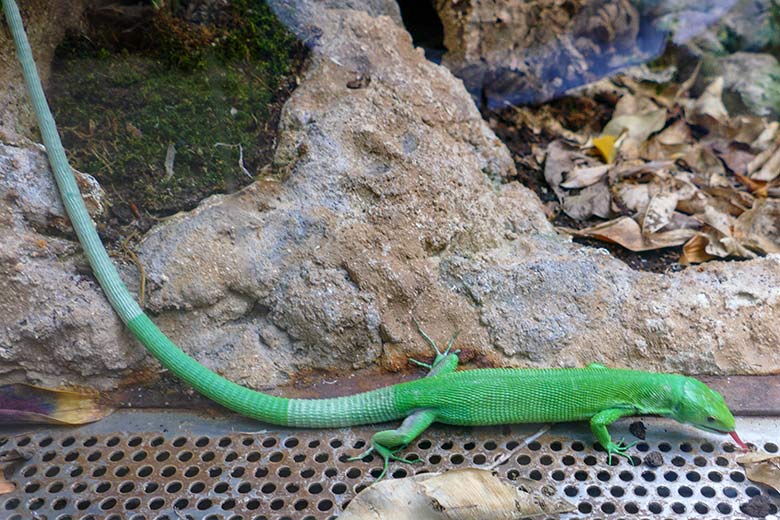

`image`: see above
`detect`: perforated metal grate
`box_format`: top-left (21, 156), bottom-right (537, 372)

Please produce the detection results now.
top-left (1, 413), bottom-right (778, 519)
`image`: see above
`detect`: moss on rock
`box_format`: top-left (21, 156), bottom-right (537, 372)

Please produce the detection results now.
top-left (48, 0), bottom-right (305, 226)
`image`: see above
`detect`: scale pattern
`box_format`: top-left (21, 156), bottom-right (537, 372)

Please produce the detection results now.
top-left (394, 367), bottom-right (681, 425)
top-left (287, 387), bottom-right (400, 428)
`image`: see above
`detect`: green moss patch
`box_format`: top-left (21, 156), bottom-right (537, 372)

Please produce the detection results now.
top-left (48, 1), bottom-right (305, 229)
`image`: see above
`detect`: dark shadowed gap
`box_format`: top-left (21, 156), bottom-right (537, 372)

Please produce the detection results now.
top-left (396, 0), bottom-right (446, 61)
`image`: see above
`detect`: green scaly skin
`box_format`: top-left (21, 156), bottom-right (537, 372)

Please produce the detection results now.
top-left (2, 0), bottom-right (741, 481)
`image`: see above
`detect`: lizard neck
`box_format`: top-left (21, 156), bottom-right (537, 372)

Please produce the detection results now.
top-left (634, 373), bottom-right (686, 417)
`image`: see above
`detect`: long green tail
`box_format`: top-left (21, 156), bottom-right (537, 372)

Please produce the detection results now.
top-left (1, 0), bottom-right (401, 428)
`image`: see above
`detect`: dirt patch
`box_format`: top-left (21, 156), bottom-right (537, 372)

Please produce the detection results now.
top-left (45, 1), bottom-right (307, 241)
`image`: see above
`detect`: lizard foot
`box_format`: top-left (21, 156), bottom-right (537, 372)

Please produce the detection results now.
top-left (348, 442), bottom-right (422, 481)
top-left (606, 439), bottom-right (638, 465)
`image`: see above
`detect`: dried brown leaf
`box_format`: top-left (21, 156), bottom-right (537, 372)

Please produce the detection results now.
top-left (339, 468), bottom-right (575, 520)
top-left (544, 141), bottom-right (612, 220)
top-left (716, 142), bottom-right (756, 176)
top-left (644, 120), bottom-right (692, 160)
top-left (674, 61), bottom-right (701, 102)
top-left (738, 453), bottom-right (780, 493)
top-left (612, 160), bottom-right (676, 180)
top-left (563, 182), bottom-right (612, 220)
top-left (720, 115), bottom-right (768, 145)
top-left (680, 234), bottom-right (716, 265)
top-left (748, 144), bottom-right (778, 174)
top-left (683, 144), bottom-right (726, 179)
top-left (753, 122), bottom-right (780, 150)
top-left (561, 164), bottom-right (610, 189)
top-left (614, 182), bottom-right (651, 214)
top-left (734, 199), bottom-right (780, 255)
top-left (563, 217), bottom-right (695, 252)
top-left (603, 109), bottom-right (667, 144)
top-left (643, 192), bottom-right (679, 234)
top-left (0, 384), bottom-right (114, 425)
top-left (752, 145), bottom-right (780, 182)
top-left (689, 77), bottom-right (729, 125)
top-left (698, 186), bottom-right (754, 217)
top-left (735, 172), bottom-right (771, 197)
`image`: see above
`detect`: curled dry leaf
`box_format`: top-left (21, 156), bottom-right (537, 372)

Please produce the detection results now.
top-left (0, 383), bottom-right (114, 425)
top-left (680, 234), bottom-right (716, 264)
top-left (603, 110), bottom-right (667, 141)
top-left (716, 142), bottom-right (756, 176)
top-left (734, 198), bottom-right (780, 255)
top-left (339, 468), bottom-right (574, 520)
top-left (0, 448), bottom-right (35, 495)
top-left (751, 144), bottom-right (780, 182)
top-left (689, 200), bottom-right (780, 260)
top-left (642, 192), bottom-right (679, 234)
top-left (738, 453), bottom-right (780, 493)
top-left (689, 77), bottom-right (729, 125)
top-left (614, 182), bottom-right (651, 214)
top-left (544, 141), bottom-right (612, 220)
top-left (563, 182), bottom-right (612, 220)
top-left (561, 164), bottom-right (610, 189)
top-left (563, 217), bottom-right (695, 252)
top-left (644, 119), bottom-right (691, 159)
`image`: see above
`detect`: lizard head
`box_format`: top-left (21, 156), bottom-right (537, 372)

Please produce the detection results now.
top-left (670, 377), bottom-right (747, 451)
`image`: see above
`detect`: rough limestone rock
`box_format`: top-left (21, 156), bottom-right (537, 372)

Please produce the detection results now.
top-left (0, 0), bottom-right (91, 142)
top-left (702, 52), bottom-right (780, 118)
top-left (2, 2), bottom-right (780, 390)
top-left (135, 5), bottom-right (780, 383)
top-left (0, 143), bottom-right (144, 387)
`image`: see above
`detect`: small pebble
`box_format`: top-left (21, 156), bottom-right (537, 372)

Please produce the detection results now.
top-left (629, 421), bottom-right (646, 440)
top-left (741, 495), bottom-right (775, 518)
top-left (644, 451), bottom-right (663, 467)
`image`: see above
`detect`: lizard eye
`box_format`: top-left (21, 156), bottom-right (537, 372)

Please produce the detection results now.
top-left (706, 416), bottom-right (716, 423)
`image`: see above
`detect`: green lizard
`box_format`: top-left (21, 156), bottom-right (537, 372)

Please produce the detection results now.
top-left (2, 0), bottom-right (748, 482)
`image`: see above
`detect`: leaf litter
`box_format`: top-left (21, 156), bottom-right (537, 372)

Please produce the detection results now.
top-left (525, 65), bottom-right (780, 265)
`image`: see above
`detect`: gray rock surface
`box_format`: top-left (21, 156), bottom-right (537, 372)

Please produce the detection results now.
top-left (0, 143), bottom-right (144, 387)
top-left (0, 0), bottom-right (90, 142)
top-left (136, 7), bottom-right (780, 381)
top-left (1, 1), bottom-right (780, 390)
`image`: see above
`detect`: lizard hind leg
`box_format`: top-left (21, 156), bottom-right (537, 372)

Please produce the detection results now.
top-left (348, 408), bottom-right (437, 480)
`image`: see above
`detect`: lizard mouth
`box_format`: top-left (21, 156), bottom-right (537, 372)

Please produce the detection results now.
top-left (697, 425), bottom-right (750, 452)
top-left (728, 431), bottom-right (749, 452)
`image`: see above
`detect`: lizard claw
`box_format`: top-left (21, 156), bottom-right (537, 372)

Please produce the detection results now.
top-left (347, 445), bottom-right (375, 462)
top-left (606, 439), bottom-right (637, 465)
top-left (408, 357), bottom-right (433, 369)
top-left (358, 442), bottom-right (419, 481)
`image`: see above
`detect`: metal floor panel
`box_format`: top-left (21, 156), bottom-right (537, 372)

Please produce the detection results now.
top-left (1, 411), bottom-right (778, 519)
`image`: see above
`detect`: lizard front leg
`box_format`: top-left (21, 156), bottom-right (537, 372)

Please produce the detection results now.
top-left (349, 408), bottom-right (437, 480)
top-left (590, 408), bottom-right (638, 464)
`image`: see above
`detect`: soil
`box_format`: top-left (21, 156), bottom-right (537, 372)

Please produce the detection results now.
top-left (45, 1), bottom-right (308, 243)
top-left (629, 421), bottom-right (647, 440)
